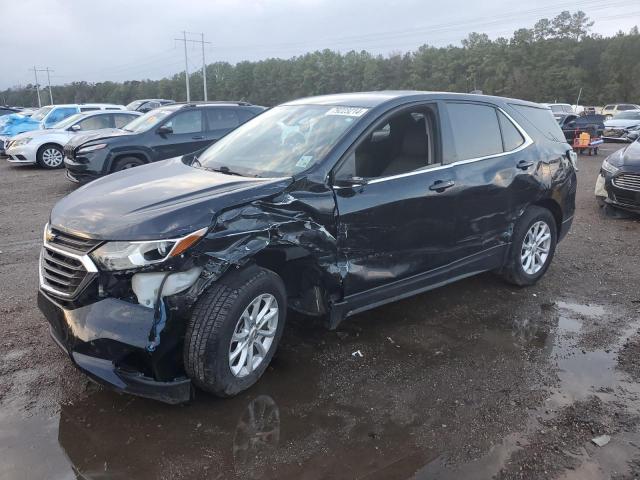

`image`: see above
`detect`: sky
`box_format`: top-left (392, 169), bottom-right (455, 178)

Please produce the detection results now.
top-left (0, 0), bottom-right (638, 90)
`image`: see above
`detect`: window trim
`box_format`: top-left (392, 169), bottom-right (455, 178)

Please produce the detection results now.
top-left (336, 105), bottom-right (533, 187)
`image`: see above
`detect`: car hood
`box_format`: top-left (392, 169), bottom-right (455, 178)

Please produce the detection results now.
top-left (50, 158), bottom-right (292, 240)
top-left (66, 128), bottom-right (134, 149)
top-left (604, 119), bottom-right (640, 129)
top-left (12, 128), bottom-right (70, 140)
top-left (616, 141), bottom-right (640, 169)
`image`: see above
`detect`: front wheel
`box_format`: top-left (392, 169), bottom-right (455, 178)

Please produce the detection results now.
top-left (112, 156), bottom-right (144, 172)
top-left (184, 267), bottom-right (287, 397)
top-left (500, 206), bottom-right (558, 286)
top-left (36, 144), bottom-right (64, 169)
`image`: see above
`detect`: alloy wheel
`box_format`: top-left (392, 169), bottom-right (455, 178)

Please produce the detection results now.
top-left (520, 220), bottom-right (551, 275)
top-left (42, 148), bottom-right (63, 167)
top-left (229, 294), bottom-right (279, 378)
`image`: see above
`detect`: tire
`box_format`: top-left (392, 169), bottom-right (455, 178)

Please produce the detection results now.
top-left (184, 267), bottom-right (287, 397)
top-left (36, 144), bottom-right (64, 169)
top-left (500, 206), bottom-right (557, 286)
top-left (112, 156), bottom-right (144, 172)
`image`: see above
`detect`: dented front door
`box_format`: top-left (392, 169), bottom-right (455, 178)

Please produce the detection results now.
top-left (333, 171), bottom-right (459, 296)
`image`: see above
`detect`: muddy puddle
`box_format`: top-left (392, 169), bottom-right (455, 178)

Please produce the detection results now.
top-left (1, 275), bottom-right (639, 480)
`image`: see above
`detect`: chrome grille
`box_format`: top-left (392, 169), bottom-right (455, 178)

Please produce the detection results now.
top-left (49, 228), bottom-right (100, 254)
top-left (613, 173), bottom-right (640, 192)
top-left (40, 229), bottom-right (99, 299)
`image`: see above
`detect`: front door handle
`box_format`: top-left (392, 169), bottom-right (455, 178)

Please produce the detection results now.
top-left (429, 179), bottom-right (455, 192)
top-left (517, 160), bottom-right (534, 170)
top-left (192, 135), bottom-right (204, 140)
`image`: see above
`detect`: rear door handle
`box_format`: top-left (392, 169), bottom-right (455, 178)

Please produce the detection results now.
top-left (429, 179), bottom-right (455, 191)
top-left (517, 160), bottom-right (534, 170)
top-left (192, 135), bottom-right (204, 140)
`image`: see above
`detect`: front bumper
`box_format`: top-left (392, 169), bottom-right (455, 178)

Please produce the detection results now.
top-left (5, 143), bottom-right (37, 164)
top-left (38, 290), bottom-right (192, 404)
top-left (601, 170), bottom-right (640, 213)
top-left (603, 128), bottom-right (637, 142)
top-left (64, 150), bottom-right (108, 183)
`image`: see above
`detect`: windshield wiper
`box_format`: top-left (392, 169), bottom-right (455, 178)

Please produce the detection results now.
top-left (207, 165), bottom-right (245, 177)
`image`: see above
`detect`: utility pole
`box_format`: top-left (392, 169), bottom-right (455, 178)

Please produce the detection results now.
top-left (43, 67), bottom-right (54, 104)
top-left (32, 66), bottom-right (42, 108)
top-left (174, 32), bottom-right (211, 102)
top-left (201, 33), bottom-right (207, 101)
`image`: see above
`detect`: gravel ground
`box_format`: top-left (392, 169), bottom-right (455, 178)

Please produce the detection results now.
top-left (0, 144), bottom-right (639, 480)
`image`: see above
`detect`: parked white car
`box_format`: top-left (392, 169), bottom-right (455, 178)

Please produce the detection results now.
top-left (4, 110), bottom-right (141, 168)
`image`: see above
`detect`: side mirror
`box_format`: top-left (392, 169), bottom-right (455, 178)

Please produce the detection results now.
top-left (157, 125), bottom-right (173, 136)
top-left (69, 124), bottom-right (81, 132)
top-left (333, 176), bottom-right (369, 188)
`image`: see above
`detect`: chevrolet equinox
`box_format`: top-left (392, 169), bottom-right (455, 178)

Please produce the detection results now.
top-left (38, 91), bottom-right (577, 404)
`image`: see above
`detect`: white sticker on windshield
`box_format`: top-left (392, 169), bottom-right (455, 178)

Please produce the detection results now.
top-left (325, 107), bottom-right (368, 117)
top-left (296, 155), bottom-right (313, 168)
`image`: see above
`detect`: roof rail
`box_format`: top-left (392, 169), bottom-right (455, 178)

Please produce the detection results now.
top-left (177, 100), bottom-right (253, 108)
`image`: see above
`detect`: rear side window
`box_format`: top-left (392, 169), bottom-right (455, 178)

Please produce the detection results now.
top-left (509, 104), bottom-right (565, 142)
top-left (618, 104), bottom-right (635, 111)
top-left (237, 108), bottom-right (258, 123)
top-left (446, 103), bottom-right (503, 160)
top-left (497, 111), bottom-right (524, 151)
top-left (206, 108), bottom-right (240, 131)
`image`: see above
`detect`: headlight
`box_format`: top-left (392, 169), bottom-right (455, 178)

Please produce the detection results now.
top-left (601, 158), bottom-right (620, 175)
top-left (11, 137), bottom-right (32, 146)
top-left (90, 227), bottom-right (208, 271)
top-left (76, 143), bottom-right (107, 154)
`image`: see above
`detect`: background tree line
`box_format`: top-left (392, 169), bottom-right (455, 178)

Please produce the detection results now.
top-left (2, 11), bottom-right (639, 108)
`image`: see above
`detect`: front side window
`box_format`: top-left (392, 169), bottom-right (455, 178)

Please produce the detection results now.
top-left (206, 108), bottom-right (239, 131)
top-left (77, 114), bottom-right (112, 131)
top-left (80, 107), bottom-right (100, 112)
top-left (334, 107), bottom-right (437, 180)
top-left (446, 103), bottom-right (503, 160)
top-left (197, 105), bottom-right (364, 177)
top-left (163, 110), bottom-right (203, 134)
top-left (617, 105), bottom-right (636, 111)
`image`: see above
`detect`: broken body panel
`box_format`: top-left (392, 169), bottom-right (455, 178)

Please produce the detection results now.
top-left (38, 92), bottom-right (576, 403)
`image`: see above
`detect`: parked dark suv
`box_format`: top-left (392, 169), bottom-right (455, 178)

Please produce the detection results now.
top-left (38, 91), bottom-right (577, 404)
top-left (63, 101), bottom-right (265, 183)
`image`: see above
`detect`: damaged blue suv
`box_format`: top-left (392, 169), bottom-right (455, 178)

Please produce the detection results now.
top-left (38, 92), bottom-right (577, 403)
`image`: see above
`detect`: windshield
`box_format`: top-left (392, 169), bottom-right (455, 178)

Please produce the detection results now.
top-left (122, 109), bottom-right (172, 133)
top-left (52, 113), bottom-right (85, 129)
top-left (197, 105), bottom-right (365, 177)
top-left (613, 111), bottom-right (640, 120)
top-left (126, 100), bottom-right (145, 110)
top-left (30, 106), bottom-right (53, 121)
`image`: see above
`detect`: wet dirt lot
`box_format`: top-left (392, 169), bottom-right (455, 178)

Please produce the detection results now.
top-left (1, 144), bottom-right (639, 480)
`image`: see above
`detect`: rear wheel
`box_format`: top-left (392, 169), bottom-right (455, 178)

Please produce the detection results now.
top-left (184, 267), bottom-right (287, 397)
top-left (112, 156), bottom-right (144, 172)
top-left (36, 144), bottom-right (64, 169)
top-left (500, 206), bottom-right (557, 286)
